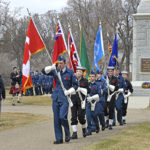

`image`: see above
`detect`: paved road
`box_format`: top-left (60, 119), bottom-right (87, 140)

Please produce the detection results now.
top-left (0, 102), bottom-right (150, 150)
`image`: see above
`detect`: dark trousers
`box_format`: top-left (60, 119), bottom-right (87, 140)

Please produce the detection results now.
top-left (122, 98), bottom-right (128, 117)
top-left (71, 95), bottom-right (86, 125)
top-left (52, 100), bottom-right (70, 140)
top-left (104, 95), bottom-right (116, 119)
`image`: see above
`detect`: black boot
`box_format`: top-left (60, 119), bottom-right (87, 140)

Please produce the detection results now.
top-left (105, 120), bottom-right (109, 128)
top-left (86, 131), bottom-right (92, 136)
top-left (65, 134), bottom-right (70, 142)
top-left (82, 128), bottom-right (87, 137)
top-left (123, 119), bottom-right (126, 124)
top-left (102, 126), bottom-right (105, 131)
top-left (109, 125), bottom-right (113, 130)
top-left (53, 139), bottom-right (63, 144)
top-left (95, 126), bottom-right (100, 133)
top-left (119, 121), bottom-right (123, 126)
top-left (71, 132), bottom-right (78, 139)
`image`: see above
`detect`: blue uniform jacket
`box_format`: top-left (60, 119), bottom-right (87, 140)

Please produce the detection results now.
top-left (96, 78), bottom-right (107, 101)
top-left (117, 74), bottom-right (126, 91)
top-left (42, 67), bottom-right (78, 103)
top-left (88, 81), bottom-right (103, 114)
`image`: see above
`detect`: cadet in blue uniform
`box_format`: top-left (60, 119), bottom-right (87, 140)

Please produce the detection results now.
top-left (34, 71), bottom-right (40, 95)
top-left (39, 73), bottom-right (46, 94)
top-left (96, 70), bottom-right (107, 131)
top-left (28, 72), bottom-right (34, 96)
top-left (48, 76), bottom-right (53, 94)
top-left (86, 71), bottom-right (100, 135)
top-left (70, 66), bottom-right (90, 139)
top-left (113, 67), bottom-right (126, 126)
top-left (121, 71), bottom-right (133, 124)
top-left (105, 66), bottom-right (119, 130)
top-left (42, 55), bottom-right (78, 144)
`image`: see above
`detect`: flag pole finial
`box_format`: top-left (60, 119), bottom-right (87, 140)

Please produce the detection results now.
top-left (57, 14), bottom-right (59, 20)
top-left (116, 26), bottom-right (118, 33)
top-left (26, 8), bottom-right (31, 17)
top-left (68, 23), bottom-right (70, 29)
top-left (99, 21), bottom-right (101, 26)
top-left (78, 18), bottom-right (81, 30)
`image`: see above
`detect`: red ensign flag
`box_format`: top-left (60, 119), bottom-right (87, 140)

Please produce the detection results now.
top-left (52, 19), bottom-right (67, 64)
top-left (22, 18), bottom-right (46, 94)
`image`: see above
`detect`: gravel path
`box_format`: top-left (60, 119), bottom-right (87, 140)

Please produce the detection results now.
top-left (0, 102), bottom-right (150, 150)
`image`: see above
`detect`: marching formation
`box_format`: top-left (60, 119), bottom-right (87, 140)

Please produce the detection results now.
top-left (8, 16), bottom-right (133, 145)
top-left (42, 55), bottom-right (133, 144)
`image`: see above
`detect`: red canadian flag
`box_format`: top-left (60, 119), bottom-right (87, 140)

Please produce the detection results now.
top-left (22, 18), bottom-right (46, 94)
top-left (68, 27), bottom-right (81, 72)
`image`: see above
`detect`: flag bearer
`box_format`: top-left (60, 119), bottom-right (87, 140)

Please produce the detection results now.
top-left (121, 71), bottom-right (133, 124)
top-left (113, 67), bottom-right (126, 126)
top-left (95, 70), bottom-right (107, 131)
top-left (105, 66), bottom-right (118, 130)
top-left (42, 55), bottom-right (78, 144)
top-left (70, 66), bottom-right (90, 139)
top-left (86, 71), bottom-right (100, 135)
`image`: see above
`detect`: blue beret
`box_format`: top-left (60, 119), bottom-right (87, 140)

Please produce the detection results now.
top-left (57, 55), bottom-right (66, 61)
top-left (96, 70), bottom-right (103, 74)
top-left (90, 71), bottom-right (96, 75)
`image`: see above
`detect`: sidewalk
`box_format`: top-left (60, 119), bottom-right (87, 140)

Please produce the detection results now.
top-left (0, 102), bottom-right (150, 150)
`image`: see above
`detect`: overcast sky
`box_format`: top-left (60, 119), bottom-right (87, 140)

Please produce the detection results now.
top-left (5, 0), bottom-right (68, 16)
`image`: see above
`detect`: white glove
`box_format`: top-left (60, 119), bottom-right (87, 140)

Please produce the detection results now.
top-left (108, 85), bottom-right (115, 92)
top-left (45, 64), bottom-right (56, 74)
top-left (78, 87), bottom-right (87, 95)
top-left (87, 96), bottom-right (93, 101)
top-left (118, 88), bottom-right (124, 93)
top-left (64, 87), bottom-right (75, 96)
top-left (91, 94), bottom-right (99, 101)
top-left (124, 92), bottom-right (131, 99)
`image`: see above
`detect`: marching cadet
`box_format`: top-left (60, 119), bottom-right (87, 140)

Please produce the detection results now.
top-left (42, 55), bottom-right (78, 144)
top-left (86, 71), bottom-right (100, 135)
top-left (113, 67), bottom-right (126, 126)
top-left (95, 70), bottom-right (107, 131)
top-left (105, 66), bottom-right (119, 130)
top-left (70, 66), bottom-right (90, 139)
top-left (9, 67), bottom-right (22, 105)
top-left (121, 71), bottom-right (133, 124)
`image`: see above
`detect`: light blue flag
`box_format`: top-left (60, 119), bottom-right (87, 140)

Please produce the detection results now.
top-left (108, 33), bottom-right (119, 67)
top-left (93, 25), bottom-right (105, 71)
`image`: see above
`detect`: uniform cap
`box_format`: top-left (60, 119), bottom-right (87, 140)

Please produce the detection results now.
top-left (57, 55), bottom-right (66, 61)
top-left (96, 70), bottom-right (103, 74)
top-left (76, 66), bottom-right (86, 72)
top-left (107, 66), bottom-right (114, 70)
top-left (90, 71), bottom-right (96, 75)
top-left (121, 71), bottom-right (128, 74)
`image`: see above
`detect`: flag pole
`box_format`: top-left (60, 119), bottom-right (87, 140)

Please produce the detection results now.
top-left (26, 9), bottom-right (73, 107)
top-left (68, 23), bottom-right (74, 70)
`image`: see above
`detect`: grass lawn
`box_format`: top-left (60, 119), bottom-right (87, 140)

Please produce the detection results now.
top-left (83, 122), bottom-right (150, 150)
top-left (5, 95), bottom-right (52, 106)
top-left (0, 112), bottom-right (50, 131)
